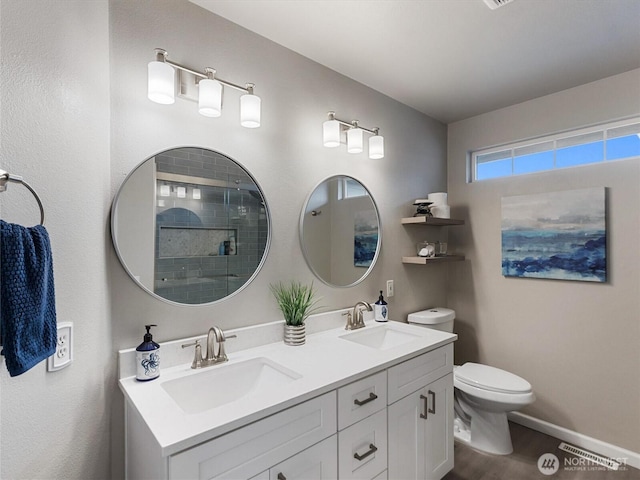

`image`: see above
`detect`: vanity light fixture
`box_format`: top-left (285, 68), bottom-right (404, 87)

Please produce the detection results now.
top-left (192, 188), bottom-right (201, 200)
top-left (159, 184), bottom-right (171, 197)
top-left (176, 186), bottom-right (186, 198)
top-left (322, 112), bottom-right (384, 159)
top-left (148, 49), bottom-right (261, 128)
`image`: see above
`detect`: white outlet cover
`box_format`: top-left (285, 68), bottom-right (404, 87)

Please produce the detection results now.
top-left (48, 322), bottom-right (73, 372)
top-left (386, 279), bottom-right (394, 297)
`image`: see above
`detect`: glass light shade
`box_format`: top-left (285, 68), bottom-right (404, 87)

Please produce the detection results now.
top-left (148, 61), bottom-right (175, 104)
top-left (369, 135), bottom-right (384, 159)
top-left (159, 184), bottom-right (170, 197)
top-left (198, 79), bottom-right (222, 117)
top-left (192, 188), bottom-right (201, 200)
top-left (176, 186), bottom-right (186, 198)
top-left (323, 120), bottom-right (340, 147)
top-left (347, 128), bottom-right (363, 154)
top-left (240, 93), bottom-right (261, 128)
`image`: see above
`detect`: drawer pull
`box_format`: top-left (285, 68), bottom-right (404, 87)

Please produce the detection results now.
top-left (420, 394), bottom-right (429, 419)
top-left (428, 389), bottom-right (436, 415)
top-left (277, 474), bottom-right (286, 480)
top-left (353, 443), bottom-right (378, 461)
top-left (353, 392), bottom-right (378, 406)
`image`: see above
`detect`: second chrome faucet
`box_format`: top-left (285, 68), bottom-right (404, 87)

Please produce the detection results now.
top-left (343, 301), bottom-right (373, 330)
top-left (182, 326), bottom-right (237, 369)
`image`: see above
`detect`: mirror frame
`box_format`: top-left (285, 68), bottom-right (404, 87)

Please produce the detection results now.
top-left (299, 174), bottom-right (382, 288)
top-left (111, 147), bottom-right (272, 306)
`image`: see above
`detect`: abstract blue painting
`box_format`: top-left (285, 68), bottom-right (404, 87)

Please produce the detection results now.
top-left (501, 188), bottom-right (606, 282)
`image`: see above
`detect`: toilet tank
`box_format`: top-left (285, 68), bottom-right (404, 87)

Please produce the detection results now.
top-left (407, 308), bottom-right (455, 332)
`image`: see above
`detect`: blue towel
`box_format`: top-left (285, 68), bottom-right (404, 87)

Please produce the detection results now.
top-left (1, 220), bottom-right (57, 376)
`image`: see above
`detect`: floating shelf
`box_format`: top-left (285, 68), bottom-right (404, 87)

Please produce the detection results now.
top-left (402, 255), bottom-right (465, 264)
top-left (401, 216), bottom-right (465, 226)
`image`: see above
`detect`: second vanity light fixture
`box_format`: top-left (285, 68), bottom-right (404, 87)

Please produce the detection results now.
top-left (147, 48), bottom-right (261, 128)
top-left (323, 112), bottom-right (384, 159)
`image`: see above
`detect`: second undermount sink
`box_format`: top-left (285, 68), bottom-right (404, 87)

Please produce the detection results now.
top-left (161, 357), bottom-right (302, 414)
top-left (340, 324), bottom-right (423, 350)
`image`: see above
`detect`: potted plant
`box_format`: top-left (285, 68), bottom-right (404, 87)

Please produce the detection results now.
top-left (270, 281), bottom-right (320, 346)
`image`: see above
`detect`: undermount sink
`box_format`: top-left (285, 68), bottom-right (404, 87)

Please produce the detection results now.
top-left (340, 324), bottom-right (422, 350)
top-left (161, 357), bottom-right (302, 414)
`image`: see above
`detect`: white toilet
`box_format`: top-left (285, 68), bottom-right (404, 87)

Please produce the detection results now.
top-left (407, 308), bottom-right (535, 455)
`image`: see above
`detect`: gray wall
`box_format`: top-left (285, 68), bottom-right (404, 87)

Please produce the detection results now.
top-left (108, 0), bottom-right (448, 353)
top-left (0, 1), bottom-right (112, 479)
top-left (1, 1), bottom-right (447, 478)
top-left (447, 69), bottom-right (640, 453)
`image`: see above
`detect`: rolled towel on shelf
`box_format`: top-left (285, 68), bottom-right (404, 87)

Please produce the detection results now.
top-left (0, 220), bottom-right (57, 377)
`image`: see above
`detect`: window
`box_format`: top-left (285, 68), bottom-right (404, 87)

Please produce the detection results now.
top-left (472, 118), bottom-right (640, 181)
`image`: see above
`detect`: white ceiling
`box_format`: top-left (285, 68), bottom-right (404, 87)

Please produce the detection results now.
top-left (191, 0), bottom-right (640, 124)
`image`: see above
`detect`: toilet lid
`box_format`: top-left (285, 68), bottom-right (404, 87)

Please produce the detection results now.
top-left (455, 363), bottom-right (532, 394)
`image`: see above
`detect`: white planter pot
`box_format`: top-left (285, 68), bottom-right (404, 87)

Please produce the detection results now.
top-left (283, 324), bottom-right (305, 346)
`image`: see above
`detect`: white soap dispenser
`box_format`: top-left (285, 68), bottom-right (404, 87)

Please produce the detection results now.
top-left (374, 291), bottom-right (388, 322)
top-left (136, 324), bottom-right (160, 381)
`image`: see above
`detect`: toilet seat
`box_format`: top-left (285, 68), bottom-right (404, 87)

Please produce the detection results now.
top-left (455, 363), bottom-right (532, 394)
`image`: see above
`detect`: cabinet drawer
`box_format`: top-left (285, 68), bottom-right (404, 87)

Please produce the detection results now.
top-left (387, 344), bottom-right (453, 404)
top-left (338, 409), bottom-right (387, 480)
top-left (270, 435), bottom-right (337, 480)
top-left (169, 391), bottom-right (337, 480)
top-left (338, 371), bottom-right (387, 430)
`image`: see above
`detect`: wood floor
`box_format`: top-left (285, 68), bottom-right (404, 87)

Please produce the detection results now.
top-left (443, 422), bottom-right (639, 480)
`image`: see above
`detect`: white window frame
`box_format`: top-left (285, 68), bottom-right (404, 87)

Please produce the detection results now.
top-left (469, 117), bottom-right (640, 182)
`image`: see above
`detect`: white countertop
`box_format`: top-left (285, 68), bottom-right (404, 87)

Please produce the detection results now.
top-left (119, 316), bottom-right (456, 456)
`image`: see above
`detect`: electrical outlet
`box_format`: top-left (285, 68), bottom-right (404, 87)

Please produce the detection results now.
top-left (386, 279), bottom-right (395, 298)
top-left (48, 322), bottom-right (73, 372)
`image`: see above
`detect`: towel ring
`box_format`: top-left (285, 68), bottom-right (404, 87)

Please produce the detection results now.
top-left (0, 169), bottom-right (45, 226)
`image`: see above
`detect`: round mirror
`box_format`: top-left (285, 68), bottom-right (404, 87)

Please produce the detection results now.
top-left (300, 175), bottom-right (381, 287)
top-left (111, 147), bottom-right (270, 305)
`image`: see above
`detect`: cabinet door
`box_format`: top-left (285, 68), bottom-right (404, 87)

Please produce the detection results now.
top-left (388, 374), bottom-right (454, 480)
top-left (388, 389), bottom-right (426, 480)
top-left (270, 436), bottom-right (337, 480)
top-left (424, 373), bottom-right (454, 480)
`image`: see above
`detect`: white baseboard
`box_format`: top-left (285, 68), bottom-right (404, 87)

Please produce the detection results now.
top-left (508, 412), bottom-right (640, 470)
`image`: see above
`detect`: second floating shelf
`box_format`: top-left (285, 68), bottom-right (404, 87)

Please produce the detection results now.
top-left (401, 216), bottom-right (465, 226)
top-left (402, 255), bottom-right (465, 264)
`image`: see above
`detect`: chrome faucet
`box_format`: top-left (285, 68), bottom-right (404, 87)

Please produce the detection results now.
top-left (182, 327), bottom-right (237, 369)
top-left (343, 301), bottom-right (373, 330)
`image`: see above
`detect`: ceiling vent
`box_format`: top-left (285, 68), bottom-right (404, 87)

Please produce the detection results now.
top-left (483, 0), bottom-right (515, 9)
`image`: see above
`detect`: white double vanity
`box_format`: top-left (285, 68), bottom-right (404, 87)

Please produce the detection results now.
top-left (119, 310), bottom-right (456, 480)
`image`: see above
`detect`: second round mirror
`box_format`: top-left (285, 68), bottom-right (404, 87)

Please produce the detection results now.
top-left (300, 175), bottom-right (381, 287)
